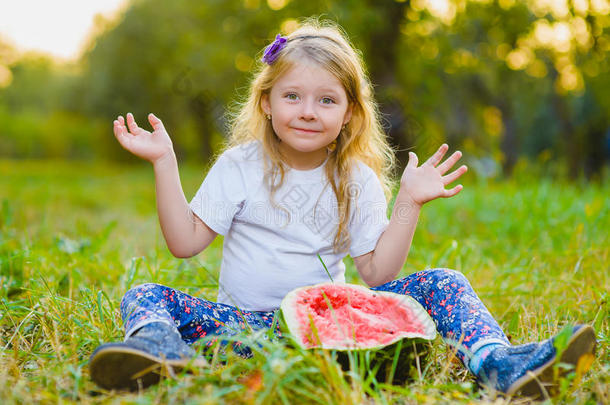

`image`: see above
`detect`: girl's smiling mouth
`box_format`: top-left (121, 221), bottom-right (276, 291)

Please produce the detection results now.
top-left (292, 127), bottom-right (321, 133)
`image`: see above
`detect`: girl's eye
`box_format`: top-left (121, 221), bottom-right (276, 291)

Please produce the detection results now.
top-left (286, 93), bottom-right (298, 100)
top-left (321, 97), bottom-right (335, 105)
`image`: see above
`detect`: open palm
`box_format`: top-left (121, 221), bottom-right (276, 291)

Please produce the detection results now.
top-left (400, 144), bottom-right (468, 206)
top-left (113, 112), bottom-right (174, 164)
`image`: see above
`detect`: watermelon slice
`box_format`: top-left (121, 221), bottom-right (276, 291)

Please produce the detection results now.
top-left (280, 282), bottom-right (437, 383)
top-left (281, 282), bottom-right (436, 349)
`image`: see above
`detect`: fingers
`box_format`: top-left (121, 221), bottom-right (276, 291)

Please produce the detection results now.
top-left (407, 151), bottom-right (418, 168)
top-left (113, 117), bottom-right (129, 141)
top-left (437, 150), bottom-right (463, 174)
top-left (113, 114), bottom-right (131, 137)
top-left (424, 143), bottom-right (449, 167)
top-left (148, 113), bottom-right (166, 132)
top-left (126, 112), bottom-right (144, 135)
top-left (442, 164), bottom-right (468, 184)
top-left (113, 117), bottom-right (135, 153)
top-left (442, 165), bottom-right (468, 197)
top-left (443, 184), bottom-right (463, 198)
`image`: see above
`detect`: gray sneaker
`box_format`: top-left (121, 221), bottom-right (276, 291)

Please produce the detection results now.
top-left (89, 322), bottom-right (207, 391)
top-left (477, 324), bottom-right (596, 399)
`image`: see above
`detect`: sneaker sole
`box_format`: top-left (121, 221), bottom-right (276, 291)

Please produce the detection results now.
top-left (506, 325), bottom-right (597, 399)
top-left (89, 345), bottom-right (206, 391)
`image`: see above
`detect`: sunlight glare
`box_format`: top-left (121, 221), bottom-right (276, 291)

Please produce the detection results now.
top-left (0, 0), bottom-right (128, 61)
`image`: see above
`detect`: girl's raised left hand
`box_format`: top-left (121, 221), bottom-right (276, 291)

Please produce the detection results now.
top-left (400, 144), bottom-right (468, 207)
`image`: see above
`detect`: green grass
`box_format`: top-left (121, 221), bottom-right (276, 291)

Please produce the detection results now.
top-left (0, 159), bottom-right (608, 404)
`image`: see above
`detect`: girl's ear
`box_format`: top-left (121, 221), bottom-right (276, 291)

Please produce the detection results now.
top-left (261, 93), bottom-right (271, 115)
top-left (343, 104), bottom-right (353, 126)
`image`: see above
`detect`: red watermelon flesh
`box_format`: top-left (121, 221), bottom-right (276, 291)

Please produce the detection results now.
top-left (283, 283), bottom-right (435, 349)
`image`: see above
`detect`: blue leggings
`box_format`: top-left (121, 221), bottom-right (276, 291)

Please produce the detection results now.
top-left (120, 268), bottom-right (510, 366)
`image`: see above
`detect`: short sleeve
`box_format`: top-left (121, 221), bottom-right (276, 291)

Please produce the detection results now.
top-left (188, 153), bottom-right (246, 236)
top-left (348, 165), bottom-right (390, 257)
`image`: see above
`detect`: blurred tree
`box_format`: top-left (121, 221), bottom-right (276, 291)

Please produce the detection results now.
top-left (0, 39), bottom-right (17, 89)
top-left (1, 54), bottom-right (58, 113)
top-left (392, 0), bottom-right (610, 178)
top-left (0, 46), bottom-right (95, 159)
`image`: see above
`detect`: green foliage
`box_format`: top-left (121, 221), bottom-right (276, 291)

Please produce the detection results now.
top-left (0, 160), bottom-right (607, 403)
top-left (0, 105), bottom-right (110, 159)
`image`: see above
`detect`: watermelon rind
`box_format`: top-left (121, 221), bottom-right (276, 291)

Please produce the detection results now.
top-left (280, 282), bottom-right (437, 351)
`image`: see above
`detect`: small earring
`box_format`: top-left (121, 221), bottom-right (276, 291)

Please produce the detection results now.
top-left (327, 139), bottom-right (337, 153)
top-left (266, 114), bottom-right (271, 120)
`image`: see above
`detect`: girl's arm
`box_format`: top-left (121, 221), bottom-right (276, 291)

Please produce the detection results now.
top-left (152, 151), bottom-right (218, 258)
top-left (353, 144), bottom-right (467, 287)
top-left (114, 113), bottom-right (217, 258)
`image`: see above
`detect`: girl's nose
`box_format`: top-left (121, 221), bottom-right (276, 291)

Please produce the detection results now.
top-left (300, 99), bottom-right (317, 121)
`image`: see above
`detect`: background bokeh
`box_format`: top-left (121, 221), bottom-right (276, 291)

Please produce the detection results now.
top-left (1, 0), bottom-right (609, 180)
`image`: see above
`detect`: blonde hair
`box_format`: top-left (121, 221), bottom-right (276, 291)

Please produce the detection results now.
top-left (227, 19), bottom-right (396, 253)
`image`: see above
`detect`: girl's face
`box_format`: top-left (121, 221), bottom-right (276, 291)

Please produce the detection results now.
top-left (261, 62), bottom-right (352, 170)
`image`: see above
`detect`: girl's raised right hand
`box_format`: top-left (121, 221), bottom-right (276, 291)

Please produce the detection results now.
top-left (113, 112), bottom-right (174, 164)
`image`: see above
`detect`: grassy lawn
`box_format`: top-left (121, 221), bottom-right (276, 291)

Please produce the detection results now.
top-left (0, 159), bottom-right (608, 404)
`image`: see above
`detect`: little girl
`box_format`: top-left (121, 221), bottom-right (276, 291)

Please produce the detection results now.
top-left (90, 21), bottom-right (596, 398)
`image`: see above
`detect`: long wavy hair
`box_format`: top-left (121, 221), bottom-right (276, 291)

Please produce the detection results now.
top-left (226, 19), bottom-right (396, 253)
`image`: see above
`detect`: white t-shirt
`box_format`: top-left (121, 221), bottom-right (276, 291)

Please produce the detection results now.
top-left (189, 141), bottom-right (389, 311)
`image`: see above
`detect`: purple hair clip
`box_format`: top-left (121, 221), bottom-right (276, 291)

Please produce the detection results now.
top-left (262, 34), bottom-right (287, 65)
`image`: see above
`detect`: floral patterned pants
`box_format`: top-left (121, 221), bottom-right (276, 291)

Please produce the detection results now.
top-left (120, 268), bottom-right (510, 366)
